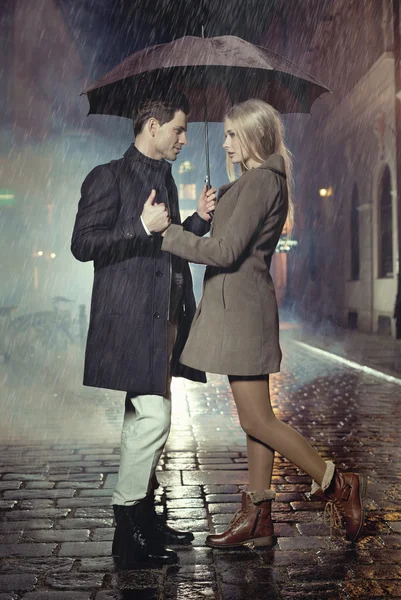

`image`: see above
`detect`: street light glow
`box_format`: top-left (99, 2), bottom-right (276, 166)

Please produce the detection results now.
top-left (37, 251), bottom-right (44, 257)
top-left (50, 253), bottom-right (56, 259)
top-left (178, 161), bottom-right (194, 174)
top-left (319, 187), bottom-right (333, 197)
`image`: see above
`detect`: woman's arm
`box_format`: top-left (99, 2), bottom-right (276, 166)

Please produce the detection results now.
top-left (161, 170), bottom-right (286, 267)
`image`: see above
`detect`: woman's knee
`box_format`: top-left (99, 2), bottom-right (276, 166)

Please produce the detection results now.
top-left (238, 414), bottom-right (276, 440)
top-left (238, 415), bottom-right (261, 438)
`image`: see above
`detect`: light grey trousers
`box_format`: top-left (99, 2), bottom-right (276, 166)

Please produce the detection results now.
top-left (112, 322), bottom-right (177, 506)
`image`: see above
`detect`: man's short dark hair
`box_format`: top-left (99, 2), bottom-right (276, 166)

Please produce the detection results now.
top-left (133, 92), bottom-right (190, 137)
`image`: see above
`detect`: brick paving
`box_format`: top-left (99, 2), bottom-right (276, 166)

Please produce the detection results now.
top-left (0, 330), bottom-right (401, 599)
top-left (295, 318), bottom-right (401, 380)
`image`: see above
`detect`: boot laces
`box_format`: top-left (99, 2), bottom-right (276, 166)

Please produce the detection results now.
top-left (229, 507), bottom-right (249, 527)
top-left (323, 499), bottom-right (343, 536)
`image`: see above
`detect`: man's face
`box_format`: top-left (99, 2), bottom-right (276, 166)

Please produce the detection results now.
top-left (154, 110), bottom-right (188, 161)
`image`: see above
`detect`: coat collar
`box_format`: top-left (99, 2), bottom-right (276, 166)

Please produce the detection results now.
top-left (258, 153), bottom-right (286, 177)
top-left (218, 153), bottom-right (286, 199)
top-left (123, 143), bottom-right (172, 173)
top-left (218, 181), bottom-right (236, 198)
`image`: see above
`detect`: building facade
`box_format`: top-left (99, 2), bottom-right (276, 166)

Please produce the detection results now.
top-left (278, 0), bottom-right (400, 336)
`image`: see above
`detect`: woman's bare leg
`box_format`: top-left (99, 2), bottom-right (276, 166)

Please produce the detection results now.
top-left (246, 434), bottom-right (275, 491)
top-left (230, 378), bottom-right (327, 486)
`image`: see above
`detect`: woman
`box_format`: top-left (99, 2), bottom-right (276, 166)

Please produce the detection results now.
top-left (161, 99), bottom-right (366, 547)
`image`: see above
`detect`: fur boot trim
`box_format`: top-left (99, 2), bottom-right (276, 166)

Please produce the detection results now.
top-left (247, 489), bottom-right (276, 504)
top-left (311, 461), bottom-right (335, 496)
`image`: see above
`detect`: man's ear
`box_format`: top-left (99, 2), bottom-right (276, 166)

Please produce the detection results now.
top-left (148, 117), bottom-right (160, 138)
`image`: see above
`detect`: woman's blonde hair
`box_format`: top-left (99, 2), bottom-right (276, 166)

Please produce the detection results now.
top-left (224, 99), bottom-right (294, 235)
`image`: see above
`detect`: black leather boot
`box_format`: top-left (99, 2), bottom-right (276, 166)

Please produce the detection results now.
top-left (145, 492), bottom-right (194, 545)
top-left (112, 500), bottom-right (178, 569)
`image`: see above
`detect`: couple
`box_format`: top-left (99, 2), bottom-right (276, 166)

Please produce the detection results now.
top-left (71, 92), bottom-right (366, 569)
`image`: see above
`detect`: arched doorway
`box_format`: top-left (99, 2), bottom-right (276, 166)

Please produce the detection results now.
top-left (378, 165), bottom-right (394, 278)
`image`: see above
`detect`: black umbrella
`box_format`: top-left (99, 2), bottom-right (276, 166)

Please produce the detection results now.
top-left (83, 34), bottom-right (330, 189)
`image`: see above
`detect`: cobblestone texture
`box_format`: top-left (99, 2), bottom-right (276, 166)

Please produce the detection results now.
top-left (0, 331), bottom-right (401, 598)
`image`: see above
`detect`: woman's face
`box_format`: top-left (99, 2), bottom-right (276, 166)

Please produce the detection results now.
top-left (223, 119), bottom-right (250, 165)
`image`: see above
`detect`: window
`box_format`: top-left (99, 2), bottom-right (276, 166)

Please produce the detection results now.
top-left (350, 184), bottom-right (360, 280)
top-left (378, 166), bottom-right (393, 278)
top-left (179, 184), bottom-right (197, 201)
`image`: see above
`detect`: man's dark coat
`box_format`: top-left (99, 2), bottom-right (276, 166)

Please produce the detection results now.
top-left (71, 144), bottom-right (208, 394)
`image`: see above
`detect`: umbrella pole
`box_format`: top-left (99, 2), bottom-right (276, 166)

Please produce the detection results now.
top-left (202, 25), bottom-right (213, 219)
top-left (203, 98), bottom-right (211, 190)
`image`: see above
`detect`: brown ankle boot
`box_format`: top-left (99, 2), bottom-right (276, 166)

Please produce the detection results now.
top-left (206, 489), bottom-right (276, 549)
top-left (311, 461), bottom-right (367, 543)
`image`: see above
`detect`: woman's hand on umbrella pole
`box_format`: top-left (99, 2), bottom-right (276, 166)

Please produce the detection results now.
top-left (197, 185), bottom-right (217, 221)
top-left (141, 189), bottom-right (171, 233)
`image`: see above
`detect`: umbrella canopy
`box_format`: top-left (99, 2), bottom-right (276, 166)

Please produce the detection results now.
top-left (83, 35), bottom-right (330, 120)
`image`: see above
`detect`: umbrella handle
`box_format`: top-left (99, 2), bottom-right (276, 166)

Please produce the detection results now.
top-left (204, 179), bottom-right (215, 220)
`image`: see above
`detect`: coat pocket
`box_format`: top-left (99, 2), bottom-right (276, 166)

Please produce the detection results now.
top-left (222, 275), bottom-right (227, 310)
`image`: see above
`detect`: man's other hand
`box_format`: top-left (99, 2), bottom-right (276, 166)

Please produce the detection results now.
top-left (197, 185), bottom-right (217, 221)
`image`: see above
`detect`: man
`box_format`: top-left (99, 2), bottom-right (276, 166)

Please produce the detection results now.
top-left (71, 92), bottom-right (216, 568)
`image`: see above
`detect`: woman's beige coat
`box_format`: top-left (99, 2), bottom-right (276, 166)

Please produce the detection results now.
top-left (162, 153), bottom-right (288, 375)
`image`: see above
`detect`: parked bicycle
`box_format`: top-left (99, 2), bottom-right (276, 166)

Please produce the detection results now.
top-left (0, 298), bottom-right (87, 364)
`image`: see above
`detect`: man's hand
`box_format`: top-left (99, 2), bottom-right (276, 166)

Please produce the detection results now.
top-left (141, 189), bottom-right (171, 233)
top-left (197, 185), bottom-right (217, 221)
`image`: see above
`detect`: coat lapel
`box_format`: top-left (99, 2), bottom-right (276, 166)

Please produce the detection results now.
top-left (217, 181), bottom-right (237, 201)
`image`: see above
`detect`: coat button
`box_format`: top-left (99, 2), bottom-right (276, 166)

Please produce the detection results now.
top-left (153, 312), bottom-right (160, 319)
top-left (156, 271), bottom-right (163, 277)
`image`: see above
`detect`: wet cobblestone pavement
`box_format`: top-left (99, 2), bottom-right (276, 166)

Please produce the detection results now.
top-left (1, 331), bottom-right (401, 599)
